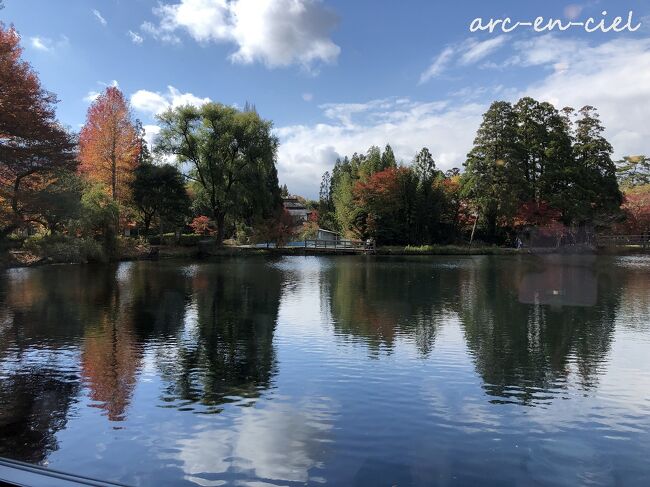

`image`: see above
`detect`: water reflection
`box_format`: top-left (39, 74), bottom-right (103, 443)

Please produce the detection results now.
top-left (457, 256), bottom-right (621, 404)
top-left (0, 363), bottom-right (79, 464)
top-left (0, 256), bottom-right (648, 485)
top-left (155, 260), bottom-right (281, 410)
top-left (324, 257), bottom-right (463, 357)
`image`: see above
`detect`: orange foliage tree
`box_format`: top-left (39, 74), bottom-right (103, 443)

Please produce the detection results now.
top-left (0, 23), bottom-right (76, 237)
top-left (79, 87), bottom-right (140, 206)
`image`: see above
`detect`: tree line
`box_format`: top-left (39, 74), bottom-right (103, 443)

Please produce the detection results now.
top-left (2, 21), bottom-right (650, 260)
top-left (1, 23), bottom-right (283, 260)
top-left (316, 98), bottom-right (649, 246)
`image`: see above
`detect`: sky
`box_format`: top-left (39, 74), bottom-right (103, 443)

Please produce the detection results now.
top-left (3, 0), bottom-right (650, 198)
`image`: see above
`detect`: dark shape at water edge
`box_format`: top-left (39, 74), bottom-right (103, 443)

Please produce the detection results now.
top-left (0, 371), bottom-right (79, 465)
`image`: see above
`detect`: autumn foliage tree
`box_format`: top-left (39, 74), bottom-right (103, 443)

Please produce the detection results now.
top-left (619, 185), bottom-right (650, 235)
top-left (353, 167), bottom-right (414, 244)
top-left (0, 23), bottom-right (77, 238)
top-left (79, 87), bottom-right (140, 206)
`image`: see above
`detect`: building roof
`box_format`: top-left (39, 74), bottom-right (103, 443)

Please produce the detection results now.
top-left (318, 228), bottom-right (340, 236)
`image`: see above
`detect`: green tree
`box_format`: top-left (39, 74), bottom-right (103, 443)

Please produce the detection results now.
top-left (462, 101), bottom-right (521, 241)
top-left (131, 163), bottom-right (190, 236)
top-left (359, 146), bottom-right (382, 180)
top-left (29, 170), bottom-right (83, 232)
top-left (333, 172), bottom-right (357, 237)
top-left (318, 171), bottom-right (338, 231)
top-left (155, 103), bottom-right (280, 245)
top-left (513, 97), bottom-right (573, 204)
top-left (381, 144), bottom-right (397, 170)
top-left (135, 119), bottom-right (153, 166)
top-left (616, 155), bottom-right (650, 189)
top-left (80, 183), bottom-right (119, 258)
top-left (413, 148), bottom-right (443, 242)
top-left (570, 106), bottom-right (622, 223)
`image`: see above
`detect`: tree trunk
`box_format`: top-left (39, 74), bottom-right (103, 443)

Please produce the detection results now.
top-left (215, 211), bottom-right (226, 246)
top-left (144, 215), bottom-right (152, 237)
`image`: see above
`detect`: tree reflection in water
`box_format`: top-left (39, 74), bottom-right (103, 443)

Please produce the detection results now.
top-left (154, 258), bottom-right (282, 410)
top-left (0, 255), bottom-right (646, 478)
top-left (324, 255), bottom-right (623, 406)
top-left (324, 257), bottom-right (463, 357)
top-left (458, 255), bottom-right (621, 405)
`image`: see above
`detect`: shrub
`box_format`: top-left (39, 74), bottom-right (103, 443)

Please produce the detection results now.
top-left (24, 234), bottom-right (107, 263)
top-left (117, 236), bottom-right (150, 258)
top-left (189, 216), bottom-right (217, 235)
top-left (235, 223), bottom-right (254, 245)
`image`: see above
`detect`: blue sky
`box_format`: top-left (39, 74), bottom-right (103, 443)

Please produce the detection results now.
top-left (3, 0), bottom-right (650, 197)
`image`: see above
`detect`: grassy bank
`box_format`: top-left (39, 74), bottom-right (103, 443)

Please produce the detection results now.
top-left (377, 245), bottom-right (519, 255)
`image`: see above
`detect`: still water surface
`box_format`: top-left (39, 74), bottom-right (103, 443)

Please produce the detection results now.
top-left (1, 255), bottom-right (649, 486)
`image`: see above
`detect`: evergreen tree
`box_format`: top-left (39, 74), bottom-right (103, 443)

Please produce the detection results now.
top-left (462, 101), bottom-right (520, 240)
top-left (570, 105), bottom-right (622, 223)
top-left (413, 148), bottom-right (443, 243)
top-left (381, 144), bottom-right (397, 170)
top-left (616, 155), bottom-right (650, 188)
top-left (135, 119), bottom-right (153, 166)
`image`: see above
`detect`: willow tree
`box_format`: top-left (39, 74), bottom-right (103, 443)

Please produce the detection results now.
top-left (155, 103), bottom-right (280, 244)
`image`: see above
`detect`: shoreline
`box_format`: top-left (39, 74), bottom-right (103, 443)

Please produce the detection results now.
top-left (2, 244), bottom-right (649, 270)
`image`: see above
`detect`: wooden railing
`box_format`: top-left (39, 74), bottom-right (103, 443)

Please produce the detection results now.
top-left (255, 239), bottom-right (375, 252)
top-left (596, 235), bottom-right (650, 247)
top-left (301, 239), bottom-right (375, 252)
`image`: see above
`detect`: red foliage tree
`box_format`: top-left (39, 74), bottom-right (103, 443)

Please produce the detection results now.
top-left (0, 24), bottom-right (76, 237)
top-left (189, 215), bottom-right (217, 235)
top-left (513, 200), bottom-right (563, 229)
top-left (620, 185), bottom-right (650, 234)
top-left (353, 167), bottom-right (411, 243)
top-left (79, 87), bottom-right (140, 205)
top-left (254, 208), bottom-right (295, 246)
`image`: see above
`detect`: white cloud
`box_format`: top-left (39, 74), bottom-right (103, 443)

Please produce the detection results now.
top-left (29, 35), bottom-right (69, 53)
top-left (420, 36), bottom-right (508, 83)
top-left (564, 4), bottom-right (583, 20)
top-left (83, 80), bottom-right (120, 103)
top-left (128, 30), bottom-right (144, 45)
top-left (131, 86), bottom-right (211, 115)
top-left (30, 36), bottom-right (51, 52)
top-left (419, 46), bottom-right (455, 84)
top-left (276, 98), bottom-right (484, 197)
top-left (142, 125), bottom-right (161, 151)
top-left (514, 35), bottom-right (650, 162)
top-left (302, 93), bottom-right (314, 102)
top-left (93, 9), bottom-right (107, 26)
top-left (143, 0), bottom-right (340, 69)
top-left (280, 35), bottom-right (650, 198)
top-left (83, 91), bottom-right (100, 103)
top-left (460, 36), bottom-right (508, 65)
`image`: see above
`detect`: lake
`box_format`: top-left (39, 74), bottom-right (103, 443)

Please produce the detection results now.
top-left (1, 255), bottom-right (649, 486)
